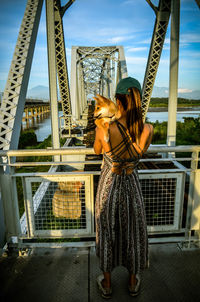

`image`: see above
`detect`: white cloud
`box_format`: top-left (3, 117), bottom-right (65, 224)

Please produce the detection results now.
top-left (163, 45), bottom-right (170, 50)
top-left (178, 88), bottom-right (193, 93)
top-left (180, 33), bottom-right (200, 43)
top-left (121, 0), bottom-right (135, 5)
top-left (126, 47), bottom-right (147, 52)
top-left (66, 47), bottom-right (71, 56)
top-left (138, 38), bottom-right (151, 44)
top-left (126, 56), bottom-right (147, 64)
top-left (98, 27), bottom-right (136, 37)
top-left (107, 36), bottom-right (133, 43)
top-left (0, 72), bottom-right (10, 80)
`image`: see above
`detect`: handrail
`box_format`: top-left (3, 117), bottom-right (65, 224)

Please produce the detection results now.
top-left (0, 145), bottom-right (200, 157)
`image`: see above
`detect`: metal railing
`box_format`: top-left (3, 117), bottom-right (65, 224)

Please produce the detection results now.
top-left (0, 145), bottom-right (199, 250)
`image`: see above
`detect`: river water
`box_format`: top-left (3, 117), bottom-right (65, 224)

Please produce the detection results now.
top-left (23, 110), bottom-right (200, 142)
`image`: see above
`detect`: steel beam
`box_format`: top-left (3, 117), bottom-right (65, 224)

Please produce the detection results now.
top-left (0, 0), bottom-right (43, 150)
top-left (167, 0), bottom-right (180, 147)
top-left (195, 0), bottom-right (200, 9)
top-left (118, 46), bottom-right (128, 79)
top-left (54, 0), bottom-right (72, 123)
top-left (46, 0), bottom-right (60, 161)
top-left (70, 46), bottom-right (79, 120)
top-left (142, 0), bottom-right (171, 120)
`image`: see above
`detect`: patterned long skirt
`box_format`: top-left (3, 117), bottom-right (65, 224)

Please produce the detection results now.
top-left (95, 154), bottom-right (149, 274)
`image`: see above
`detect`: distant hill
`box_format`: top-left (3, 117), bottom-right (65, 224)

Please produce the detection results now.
top-left (27, 85), bottom-right (49, 99)
top-left (1, 85), bottom-right (200, 100)
top-left (152, 86), bottom-right (200, 99)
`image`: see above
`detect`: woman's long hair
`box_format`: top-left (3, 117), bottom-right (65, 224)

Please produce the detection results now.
top-left (115, 87), bottom-right (144, 143)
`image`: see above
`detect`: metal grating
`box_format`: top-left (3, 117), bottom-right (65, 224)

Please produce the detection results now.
top-left (141, 178), bottom-right (176, 226)
top-left (25, 175), bottom-right (93, 237)
top-left (32, 181), bottom-right (86, 231)
top-left (23, 173), bottom-right (184, 238)
top-left (140, 173), bottom-right (184, 232)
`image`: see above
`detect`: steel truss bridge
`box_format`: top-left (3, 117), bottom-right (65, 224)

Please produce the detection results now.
top-left (0, 0), bottom-right (200, 252)
top-left (1, 0), bottom-right (194, 151)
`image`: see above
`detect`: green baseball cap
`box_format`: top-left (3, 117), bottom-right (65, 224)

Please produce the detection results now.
top-left (115, 77), bottom-right (142, 96)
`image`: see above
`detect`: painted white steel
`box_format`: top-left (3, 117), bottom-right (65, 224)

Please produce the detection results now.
top-left (0, 174), bottom-right (21, 238)
top-left (167, 0), bottom-right (180, 147)
top-left (0, 0), bottom-right (43, 150)
top-left (25, 178), bottom-right (36, 238)
top-left (1, 145), bottom-right (200, 158)
top-left (190, 171), bottom-right (200, 230)
top-left (118, 46), bottom-right (128, 79)
top-left (70, 46), bottom-right (79, 120)
top-left (46, 0), bottom-right (60, 161)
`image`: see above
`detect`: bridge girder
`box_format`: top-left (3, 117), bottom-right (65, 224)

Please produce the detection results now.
top-left (70, 46), bottom-right (128, 121)
top-left (0, 0), bottom-right (43, 151)
top-left (142, 0), bottom-right (171, 120)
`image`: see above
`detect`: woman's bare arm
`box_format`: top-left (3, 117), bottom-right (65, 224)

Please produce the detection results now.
top-left (93, 127), bottom-right (103, 155)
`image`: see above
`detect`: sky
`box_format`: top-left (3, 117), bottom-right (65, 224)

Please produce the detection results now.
top-left (0, 0), bottom-right (200, 95)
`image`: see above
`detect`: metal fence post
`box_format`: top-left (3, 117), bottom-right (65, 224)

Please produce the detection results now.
top-left (167, 0), bottom-right (180, 148)
top-left (0, 158), bottom-right (6, 248)
top-left (185, 151), bottom-right (199, 247)
top-left (0, 169), bottom-right (21, 244)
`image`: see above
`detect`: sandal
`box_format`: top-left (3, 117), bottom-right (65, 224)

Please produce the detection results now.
top-left (96, 274), bottom-right (112, 299)
top-left (128, 274), bottom-right (141, 296)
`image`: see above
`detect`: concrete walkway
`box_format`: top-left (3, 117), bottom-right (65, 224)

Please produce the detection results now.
top-left (1, 243), bottom-right (200, 302)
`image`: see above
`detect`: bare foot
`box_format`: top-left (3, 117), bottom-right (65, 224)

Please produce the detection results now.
top-left (102, 278), bottom-right (111, 289)
top-left (129, 274), bottom-right (137, 287)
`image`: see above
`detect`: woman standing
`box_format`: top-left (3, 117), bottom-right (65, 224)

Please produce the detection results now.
top-left (94, 77), bottom-right (153, 299)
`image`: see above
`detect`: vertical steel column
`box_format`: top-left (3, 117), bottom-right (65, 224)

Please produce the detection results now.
top-left (107, 59), bottom-right (111, 99)
top-left (167, 0), bottom-right (180, 147)
top-left (80, 63), bottom-right (87, 114)
top-left (185, 151), bottom-right (199, 247)
top-left (100, 59), bottom-right (106, 96)
top-left (118, 46), bottom-right (128, 79)
top-left (104, 59), bottom-right (109, 98)
top-left (0, 169), bottom-right (21, 242)
top-left (78, 63), bottom-right (83, 116)
top-left (46, 0), bottom-right (60, 161)
top-left (70, 46), bottom-right (79, 120)
top-left (110, 59), bottom-right (115, 101)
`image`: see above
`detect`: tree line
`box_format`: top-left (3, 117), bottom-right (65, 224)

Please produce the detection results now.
top-left (150, 98), bottom-right (200, 107)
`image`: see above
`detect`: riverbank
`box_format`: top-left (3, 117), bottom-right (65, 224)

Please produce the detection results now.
top-left (148, 106), bottom-right (200, 112)
top-left (20, 108), bottom-right (200, 142)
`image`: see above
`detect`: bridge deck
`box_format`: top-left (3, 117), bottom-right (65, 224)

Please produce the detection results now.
top-left (1, 243), bottom-right (200, 302)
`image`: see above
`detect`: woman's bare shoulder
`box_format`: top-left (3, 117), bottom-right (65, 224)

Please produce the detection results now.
top-left (143, 123), bottom-right (153, 133)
